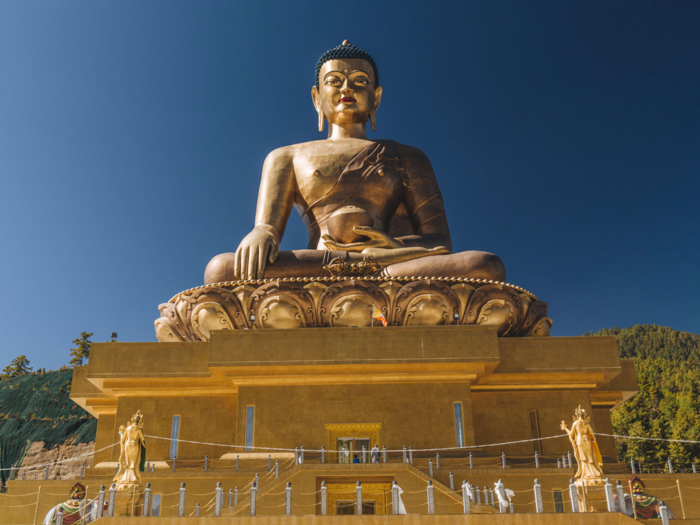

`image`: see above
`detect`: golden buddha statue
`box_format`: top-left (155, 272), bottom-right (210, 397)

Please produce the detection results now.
top-left (204, 40), bottom-right (505, 284)
top-left (155, 41), bottom-right (551, 341)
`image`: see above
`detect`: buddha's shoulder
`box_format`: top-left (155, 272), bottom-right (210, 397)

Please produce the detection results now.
top-left (266, 139), bottom-right (430, 156)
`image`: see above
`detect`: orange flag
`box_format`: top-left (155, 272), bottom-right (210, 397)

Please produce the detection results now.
top-left (372, 305), bottom-right (387, 327)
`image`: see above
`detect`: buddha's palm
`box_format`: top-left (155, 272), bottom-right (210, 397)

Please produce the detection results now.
top-left (235, 225), bottom-right (281, 279)
top-left (323, 226), bottom-right (448, 266)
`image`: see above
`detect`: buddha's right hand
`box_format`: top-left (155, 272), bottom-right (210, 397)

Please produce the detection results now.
top-left (234, 224), bottom-right (281, 279)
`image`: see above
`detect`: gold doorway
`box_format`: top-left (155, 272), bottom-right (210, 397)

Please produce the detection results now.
top-left (325, 423), bottom-right (381, 464)
top-left (325, 483), bottom-right (391, 515)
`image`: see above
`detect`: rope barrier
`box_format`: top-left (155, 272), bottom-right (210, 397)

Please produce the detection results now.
top-left (4, 501), bottom-right (40, 508)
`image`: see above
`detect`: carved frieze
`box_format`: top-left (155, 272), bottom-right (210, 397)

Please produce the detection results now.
top-left (155, 276), bottom-right (550, 341)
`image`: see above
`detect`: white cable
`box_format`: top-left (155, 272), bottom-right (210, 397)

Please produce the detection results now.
top-left (144, 434), bottom-right (568, 453)
top-left (3, 431), bottom-right (697, 474)
top-left (596, 433), bottom-right (700, 444)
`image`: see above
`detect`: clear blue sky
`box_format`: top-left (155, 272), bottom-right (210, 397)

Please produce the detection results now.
top-left (1, 1), bottom-right (698, 370)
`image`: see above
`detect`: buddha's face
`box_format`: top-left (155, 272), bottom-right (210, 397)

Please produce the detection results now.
top-left (312, 58), bottom-right (382, 127)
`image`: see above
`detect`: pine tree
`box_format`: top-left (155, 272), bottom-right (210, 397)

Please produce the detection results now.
top-left (69, 332), bottom-right (93, 367)
top-left (0, 355), bottom-right (33, 380)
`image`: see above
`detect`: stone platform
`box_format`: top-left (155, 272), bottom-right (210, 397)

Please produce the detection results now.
top-left (155, 276), bottom-right (551, 342)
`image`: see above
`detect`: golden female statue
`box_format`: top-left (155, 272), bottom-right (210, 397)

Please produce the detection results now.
top-left (561, 406), bottom-right (604, 479)
top-left (113, 411), bottom-right (146, 489)
top-left (204, 40), bottom-right (505, 284)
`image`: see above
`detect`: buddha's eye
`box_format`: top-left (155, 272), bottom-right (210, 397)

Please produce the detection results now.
top-left (325, 77), bottom-right (342, 86)
top-left (353, 77), bottom-right (369, 85)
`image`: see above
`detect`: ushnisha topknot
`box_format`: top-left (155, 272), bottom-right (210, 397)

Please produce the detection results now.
top-left (315, 39), bottom-right (379, 88)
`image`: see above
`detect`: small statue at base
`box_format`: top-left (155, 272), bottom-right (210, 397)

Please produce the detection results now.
top-left (42, 483), bottom-right (105, 525)
top-left (113, 411), bottom-right (146, 490)
top-left (561, 405), bottom-right (604, 480)
top-left (618, 476), bottom-right (676, 519)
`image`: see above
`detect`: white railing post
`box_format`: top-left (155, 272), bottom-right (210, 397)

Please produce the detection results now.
top-left (449, 471), bottom-right (454, 491)
top-left (143, 483), bottom-right (152, 517)
top-left (383, 445), bottom-right (387, 463)
top-left (535, 451), bottom-right (539, 468)
top-left (534, 479), bottom-right (543, 513)
top-left (616, 480), bottom-right (626, 513)
top-left (250, 482), bottom-right (257, 516)
top-left (462, 481), bottom-right (471, 514)
top-left (427, 481), bottom-right (435, 515)
top-left (667, 458), bottom-right (673, 474)
top-left (604, 478), bottom-right (615, 512)
top-left (409, 446), bottom-right (413, 465)
top-left (178, 483), bottom-right (186, 517)
top-left (55, 510), bottom-right (64, 525)
top-left (108, 484), bottom-right (117, 517)
top-left (659, 501), bottom-right (670, 525)
top-left (321, 447), bottom-right (325, 464)
top-left (429, 459), bottom-right (434, 477)
top-left (436, 453), bottom-right (440, 470)
top-left (469, 452), bottom-right (473, 469)
top-left (204, 455), bottom-right (208, 472)
top-left (569, 479), bottom-right (579, 513)
top-left (97, 485), bottom-right (106, 518)
top-left (631, 458), bottom-right (636, 474)
top-left (285, 482), bottom-right (292, 516)
top-left (356, 481), bottom-right (363, 515)
top-left (392, 481), bottom-right (400, 514)
top-left (214, 482), bottom-right (222, 517)
top-left (321, 481), bottom-right (327, 515)
top-left (403, 445), bottom-right (407, 463)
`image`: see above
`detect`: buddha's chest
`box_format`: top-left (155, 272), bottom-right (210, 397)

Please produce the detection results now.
top-left (292, 142), bottom-right (403, 207)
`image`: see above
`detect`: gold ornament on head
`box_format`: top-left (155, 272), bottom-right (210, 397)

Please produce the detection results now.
top-left (342, 39), bottom-right (350, 45)
top-left (573, 404), bottom-right (589, 421)
top-left (130, 410), bottom-right (143, 426)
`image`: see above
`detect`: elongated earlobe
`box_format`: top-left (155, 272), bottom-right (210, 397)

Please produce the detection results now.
top-left (318, 110), bottom-right (325, 133)
top-left (370, 110), bottom-right (376, 132)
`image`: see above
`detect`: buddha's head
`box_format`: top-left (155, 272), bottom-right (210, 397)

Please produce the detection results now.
top-left (312, 40), bottom-right (382, 133)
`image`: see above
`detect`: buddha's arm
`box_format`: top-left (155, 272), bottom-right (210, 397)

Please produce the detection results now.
top-left (235, 147), bottom-right (296, 279)
top-left (398, 145), bottom-right (453, 252)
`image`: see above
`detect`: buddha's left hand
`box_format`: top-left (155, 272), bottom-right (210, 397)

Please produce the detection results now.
top-left (323, 226), bottom-right (448, 265)
top-left (322, 226), bottom-right (406, 251)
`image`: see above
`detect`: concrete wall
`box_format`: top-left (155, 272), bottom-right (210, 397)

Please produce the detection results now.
top-left (236, 383), bottom-right (475, 451)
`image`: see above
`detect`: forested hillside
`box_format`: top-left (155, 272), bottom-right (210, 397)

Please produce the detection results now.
top-left (586, 324), bottom-right (700, 470)
top-left (0, 369), bottom-right (96, 487)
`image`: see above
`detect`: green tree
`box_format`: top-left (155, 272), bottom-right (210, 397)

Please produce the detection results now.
top-left (69, 332), bottom-right (93, 367)
top-left (587, 325), bottom-right (700, 471)
top-left (1, 355), bottom-right (33, 380)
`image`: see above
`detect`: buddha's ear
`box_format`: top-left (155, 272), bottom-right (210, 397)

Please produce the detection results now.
top-left (373, 86), bottom-right (383, 111)
top-left (311, 86), bottom-right (321, 112)
top-left (311, 86), bottom-right (325, 133)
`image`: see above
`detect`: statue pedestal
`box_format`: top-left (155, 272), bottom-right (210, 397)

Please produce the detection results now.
top-left (575, 478), bottom-right (607, 512)
top-left (112, 484), bottom-right (144, 516)
top-left (155, 276), bottom-right (551, 342)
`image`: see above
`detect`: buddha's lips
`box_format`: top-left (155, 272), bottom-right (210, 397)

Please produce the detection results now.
top-left (340, 97), bottom-right (356, 103)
